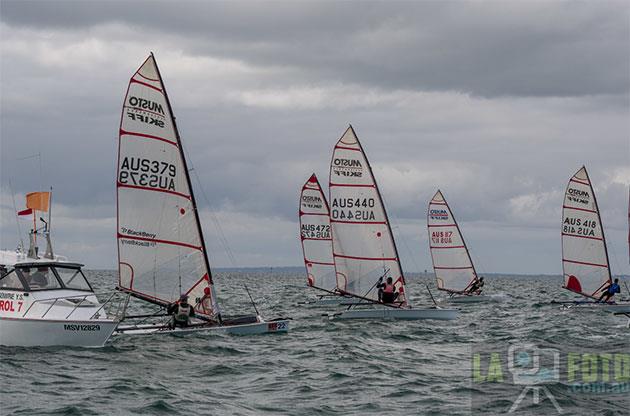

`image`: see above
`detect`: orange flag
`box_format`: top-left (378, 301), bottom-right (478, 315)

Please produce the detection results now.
top-left (26, 192), bottom-right (50, 212)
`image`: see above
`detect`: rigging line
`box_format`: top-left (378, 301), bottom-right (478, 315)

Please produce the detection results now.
top-left (606, 239), bottom-right (625, 277)
top-left (181, 142), bottom-right (238, 268)
top-left (378, 189), bottom-right (422, 273)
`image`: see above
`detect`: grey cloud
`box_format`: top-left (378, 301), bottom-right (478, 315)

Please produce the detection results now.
top-left (2, 1), bottom-right (628, 97)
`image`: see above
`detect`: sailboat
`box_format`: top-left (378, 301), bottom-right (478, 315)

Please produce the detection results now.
top-left (327, 126), bottom-right (458, 320)
top-left (113, 54), bottom-right (289, 335)
top-left (299, 173), bottom-right (359, 305)
top-left (427, 190), bottom-right (491, 303)
top-left (0, 192), bottom-right (123, 347)
top-left (560, 166), bottom-right (630, 314)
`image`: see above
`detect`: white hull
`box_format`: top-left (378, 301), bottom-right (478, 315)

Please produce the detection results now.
top-left (601, 304), bottom-right (630, 314)
top-left (114, 319), bottom-right (290, 336)
top-left (447, 295), bottom-right (494, 304)
top-left (555, 301), bottom-right (630, 314)
top-left (0, 317), bottom-right (118, 347)
top-left (313, 297), bottom-right (363, 306)
top-left (332, 307), bottom-right (459, 320)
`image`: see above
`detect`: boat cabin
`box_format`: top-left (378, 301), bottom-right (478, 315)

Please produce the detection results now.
top-left (0, 262), bottom-right (93, 293)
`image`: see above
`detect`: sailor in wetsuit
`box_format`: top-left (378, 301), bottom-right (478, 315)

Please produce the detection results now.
top-left (597, 279), bottom-right (621, 303)
top-left (377, 277), bottom-right (399, 304)
top-left (167, 294), bottom-right (195, 328)
top-left (466, 276), bottom-right (484, 295)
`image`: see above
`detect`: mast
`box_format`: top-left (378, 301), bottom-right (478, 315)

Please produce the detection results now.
top-left (348, 125), bottom-right (405, 282)
top-left (150, 53), bottom-right (214, 285)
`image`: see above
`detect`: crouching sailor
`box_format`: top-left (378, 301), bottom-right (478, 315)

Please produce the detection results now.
top-left (167, 294), bottom-right (195, 328)
top-left (597, 278), bottom-right (621, 303)
top-left (377, 276), bottom-right (399, 304)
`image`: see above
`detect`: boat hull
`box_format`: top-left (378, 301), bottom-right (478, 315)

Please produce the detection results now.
top-left (114, 319), bottom-right (290, 336)
top-left (333, 307), bottom-right (459, 320)
top-left (601, 304), bottom-right (630, 314)
top-left (313, 297), bottom-right (363, 306)
top-left (0, 317), bottom-right (118, 347)
top-left (554, 301), bottom-right (630, 314)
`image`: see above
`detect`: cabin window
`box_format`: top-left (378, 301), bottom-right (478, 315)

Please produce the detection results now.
top-left (18, 266), bottom-right (61, 290)
top-left (53, 267), bottom-right (92, 291)
top-left (0, 270), bottom-right (26, 290)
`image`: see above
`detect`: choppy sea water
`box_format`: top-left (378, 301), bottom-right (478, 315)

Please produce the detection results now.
top-left (1, 270), bottom-right (629, 416)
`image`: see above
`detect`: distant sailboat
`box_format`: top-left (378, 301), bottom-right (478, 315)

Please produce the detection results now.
top-left (427, 190), bottom-right (490, 303)
top-left (114, 54), bottom-right (289, 335)
top-left (299, 174), bottom-right (358, 305)
top-left (560, 166), bottom-right (630, 314)
top-left (327, 126), bottom-right (458, 320)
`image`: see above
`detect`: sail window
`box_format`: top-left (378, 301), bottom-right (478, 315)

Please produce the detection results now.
top-left (0, 270), bottom-right (26, 290)
top-left (53, 267), bottom-right (92, 291)
top-left (17, 266), bottom-right (61, 291)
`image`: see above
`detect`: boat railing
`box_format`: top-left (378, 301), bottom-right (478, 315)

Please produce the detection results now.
top-left (21, 291), bottom-right (130, 322)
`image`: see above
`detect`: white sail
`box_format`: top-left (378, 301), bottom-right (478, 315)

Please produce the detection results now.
top-left (561, 166), bottom-right (611, 299)
top-left (116, 54), bottom-right (218, 317)
top-left (328, 126), bottom-right (407, 304)
top-left (427, 190), bottom-right (477, 293)
top-left (299, 174), bottom-right (337, 292)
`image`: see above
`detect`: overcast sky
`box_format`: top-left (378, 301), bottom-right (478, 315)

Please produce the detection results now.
top-left (1, 1), bottom-right (628, 275)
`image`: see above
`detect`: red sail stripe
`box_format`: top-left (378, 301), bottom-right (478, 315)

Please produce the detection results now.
top-left (434, 266), bottom-right (474, 270)
top-left (329, 183), bottom-right (375, 188)
top-left (130, 78), bottom-right (163, 93)
top-left (117, 183), bottom-right (191, 200)
top-left (120, 129), bottom-right (178, 147)
top-left (302, 237), bottom-right (333, 241)
top-left (136, 71), bottom-right (160, 82)
top-left (300, 212), bottom-right (329, 216)
top-left (430, 202), bottom-right (448, 205)
top-left (118, 233), bottom-right (202, 251)
top-left (330, 220), bottom-right (387, 225)
top-left (561, 233), bottom-right (603, 241)
top-left (334, 253), bottom-right (397, 261)
top-left (562, 258), bottom-right (608, 268)
top-left (570, 178), bottom-right (589, 186)
top-left (428, 224), bottom-right (456, 227)
top-left (563, 205), bottom-right (596, 214)
top-left (305, 260), bottom-right (335, 266)
top-left (334, 145), bottom-right (361, 152)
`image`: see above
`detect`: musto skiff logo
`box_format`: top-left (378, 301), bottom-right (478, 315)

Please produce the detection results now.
top-left (567, 188), bottom-right (590, 205)
top-left (429, 209), bottom-right (449, 220)
top-left (472, 342), bottom-right (630, 414)
top-left (301, 195), bottom-right (323, 210)
top-left (332, 158), bottom-right (362, 178)
top-left (126, 96), bottom-right (166, 128)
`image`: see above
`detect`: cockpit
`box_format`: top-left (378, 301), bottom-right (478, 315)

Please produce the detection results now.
top-left (0, 264), bottom-right (93, 292)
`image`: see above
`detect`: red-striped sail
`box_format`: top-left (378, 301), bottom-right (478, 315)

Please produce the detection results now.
top-left (299, 174), bottom-right (337, 292)
top-left (561, 166), bottom-right (611, 299)
top-left (427, 190), bottom-right (477, 293)
top-left (116, 54), bottom-right (218, 317)
top-left (328, 126), bottom-right (407, 304)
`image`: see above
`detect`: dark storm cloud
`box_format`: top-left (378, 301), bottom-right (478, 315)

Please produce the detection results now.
top-left (2, 0), bottom-right (628, 97)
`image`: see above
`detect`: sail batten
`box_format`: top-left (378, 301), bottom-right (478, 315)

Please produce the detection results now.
top-left (427, 190), bottom-right (477, 293)
top-left (116, 54), bottom-right (218, 317)
top-left (561, 166), bottom-right (611, 299)
top-left (328, 126), bottom-right (407, 304)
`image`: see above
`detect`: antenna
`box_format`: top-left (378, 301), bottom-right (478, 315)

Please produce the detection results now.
top-left (8, 179), bottom-right (24, 251)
